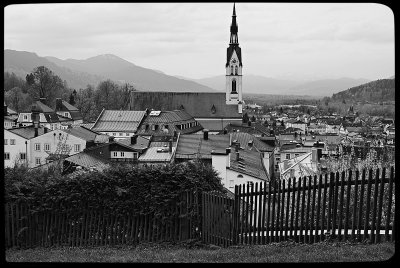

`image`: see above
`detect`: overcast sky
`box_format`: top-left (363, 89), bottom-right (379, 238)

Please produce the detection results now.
top-left (4, 3), bottom-right (394, 80)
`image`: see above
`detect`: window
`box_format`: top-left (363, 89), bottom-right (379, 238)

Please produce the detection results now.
top-left (10, 139), bottom-right (16, 145)
top-left (20, 153), bottom-right (26, 160)
top-left (235, 66), bottom-right (238, 75)
top-left (113, 152), bottom-right (118, 157)
top-left (120, 152), bottom-right (125, 157)
top-left (113, 133), bottom-right (116, 136)
top-left (133, 152), bottom-right (138, 159)
top-left (119, 132), bottom-right (123, 136)
top-left (44, 143), bottom-right (50, 151)
top-left (4, 153), bottom-right (10, 160)
top-left (74, 144), bottom-right (81, 152)
top-left (229, 180), bottom-right (234, 188)
top-left (286, 154), bottom-right (290, 160)
top-left (164, 125), bottom-right (169, 130)
top-left (35, 143), bottom-right (41, 151)
top-left (23, 115), bottom-right (28, 120)
top-left (64, 112), bottom-right (69, 117)
top-left (4, 139), bottom-right (8, 145)
top-left (230, 66), bottom-right (234, 75)
top-left (126, 133), bottom-right (130, 136)
top-left (35, 157), bottom-right (41, 165)
top-left (232, 79), bottom-right (237, 93)
top-left (295, 154), bottom-right (299, 158)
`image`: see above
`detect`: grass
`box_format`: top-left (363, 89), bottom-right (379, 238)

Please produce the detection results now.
top-left (5, 241), bottom-right (395, 263)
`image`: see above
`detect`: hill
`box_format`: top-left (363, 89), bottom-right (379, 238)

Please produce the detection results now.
top-left (331, 78), bottom-right (395, 103)
top-left (4, 49), bottom-right (105, 89)
top-left (193, 75), bottom-right (370, 96)
top-left (4, 49), bottom-right (216, 92)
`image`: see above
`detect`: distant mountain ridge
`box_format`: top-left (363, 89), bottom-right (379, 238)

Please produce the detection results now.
top-left (4, 49), bottom-right (216, 92)
top-left (193, 75), bottom-right (370, 96)
top-left (331, 78), bottom-right (395, 102)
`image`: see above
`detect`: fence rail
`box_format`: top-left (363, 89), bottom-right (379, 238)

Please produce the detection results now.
top-left (232, 167), bottom-right (395, 246)
top-left (5, 190), bottom-right (200, 249)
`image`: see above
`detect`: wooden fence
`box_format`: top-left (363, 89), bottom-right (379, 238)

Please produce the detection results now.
top-left (232, 167), bottom-right (395, 246)
top-left (5, 190), bottom-right (200, 249)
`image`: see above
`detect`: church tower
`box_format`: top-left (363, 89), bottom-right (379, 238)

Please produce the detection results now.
top-left (226, 3), bottom-right (243, 110)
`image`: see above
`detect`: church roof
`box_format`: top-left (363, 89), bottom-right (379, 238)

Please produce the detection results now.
top-left (130, 92), bottom-right (241, 119)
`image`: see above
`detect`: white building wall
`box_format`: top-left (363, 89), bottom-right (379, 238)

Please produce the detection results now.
top-left (4, 130), bottom-right (29, 168)
top-left (211, 154), bottom-right (228, 184)
top-left (29, 129), bottom-right (87, 168)
top-left (226, 169), bottom-right (264, 192)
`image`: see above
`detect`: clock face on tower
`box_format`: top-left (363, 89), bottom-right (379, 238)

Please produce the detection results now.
top-left (232, 59), bottom-right (237, 64)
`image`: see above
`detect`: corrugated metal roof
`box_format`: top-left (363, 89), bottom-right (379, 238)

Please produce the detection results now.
top-left (62, 126), bottom-right (99, 141)
top-left (229, 149), bottom-right (268, 181)
top-left (60, 100), bottom-right (79, 111)
top-left (91, 110), bottom-right (146, 132)
top-left (230, 132), bottom-right (274, 152)
top-left (117, 136), bottom-right (151, 150)
top-left (130, 92), bottom-right (241, 119)
top-left (175, 134), bottom-right (230, 159)
top-left (64, 152), bottom-right (110, 171)
top-left (138, 141), bottom-right (176, 162)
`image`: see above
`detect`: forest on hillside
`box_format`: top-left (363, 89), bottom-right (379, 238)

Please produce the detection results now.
top-left (331, 79), bottom-right (395, 103)
top-left (4, 67), bottom-right (137, 122)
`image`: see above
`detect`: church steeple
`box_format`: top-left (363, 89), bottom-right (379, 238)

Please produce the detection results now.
top-left (230, 3), bottom-right (239, 44)
top-left (225, 3), bottom-right (243, 111)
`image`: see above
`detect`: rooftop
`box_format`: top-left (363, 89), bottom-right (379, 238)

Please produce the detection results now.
top-left (91, 110), bottom-right (146, 132)
top-left (7, 125), bottom-right (47, 140)
top-left (175, 134), bottom-right (230, 159)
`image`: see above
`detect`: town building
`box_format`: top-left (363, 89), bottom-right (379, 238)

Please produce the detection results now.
top-left (90, 109), bottom-right (147, 140)
top-left (4, 102), bottom-right (18, 129)
top-left (54, 98), bottom-right (84, 126)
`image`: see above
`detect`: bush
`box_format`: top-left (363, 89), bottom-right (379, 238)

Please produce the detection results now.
top-left (4, 160), bottom-right (225, 217)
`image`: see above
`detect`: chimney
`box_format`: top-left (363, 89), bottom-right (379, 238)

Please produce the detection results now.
top-left (203, 129), bottom-right (209, 140)
top-left (44, 127), bottom-right (48, 134)
top-left (312, 148), bottom-right (318, 163)
top-left (55, 98), bottom-right (63, 111)
top-left (131, 134), bottom-right (137, 145)
top-left (226, 147), bottom-right (231, 168)
top-left (34, 127), bottom-right (39, 137)
top-left (235, 142), bottom-right (240, 152)
top-left (317, 148), bottom-right (322, 162)
top-left (31, 104), bottom-right (40, 137)
top-left (169, 138), bottom-right (173, 153)
top-left (4, 103), bottom-right (8, 116)
top-left (248, 121), bottom-right (251, 126)
top-left (236, 151), bottom-right (240, 161)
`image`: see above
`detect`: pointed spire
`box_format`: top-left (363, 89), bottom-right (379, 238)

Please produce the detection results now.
top-left (230, 3), bottom-right (238, 44)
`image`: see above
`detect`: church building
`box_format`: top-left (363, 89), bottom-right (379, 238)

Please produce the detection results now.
top-left (129, 4), bottom-right (244, 133)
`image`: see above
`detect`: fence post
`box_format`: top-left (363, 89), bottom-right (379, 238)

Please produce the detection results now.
top-left (363, 169), bottom-right (373, 241)
top-left (370, 168), bottom-right (380, 244)
top-left (384, 166), bottom-right (394, 242)
top-left (337, 171), bottom-right (346, 241)
top-left (351, 169), bottom-right (359, 241)
top-left (358, 169), bottom-right (366, 241)
top-left (233, 185), bottom-right (238, 245)
top-left (375, 168), bottom-right (386, 243)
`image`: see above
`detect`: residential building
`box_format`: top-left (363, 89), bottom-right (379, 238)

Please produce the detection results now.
top-left (90, 109), bottom-right (147, 140)
top-left (136, 110), bottom-right (202, 136)
top-left (4, 126), bottom-right (47, 168)
top-left (17, 100), bottom-right (73, 130)
top-left (4, 102), bottom-right (18, 129)
top-left (54, 98), bottom-right (83, 126)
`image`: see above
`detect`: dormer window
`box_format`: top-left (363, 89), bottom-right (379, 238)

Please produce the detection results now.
top-left (211, 105), bottom-right (216, 114)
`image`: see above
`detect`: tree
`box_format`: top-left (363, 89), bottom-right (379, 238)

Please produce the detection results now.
top-left (69, 90), bottom-right (77, 106)
top-left (251, 115), bottom-right (256, 122)
top-left (26, 66), bottom-right (65, 106)
top-left (4, 87), bottom-right (32, 112)
top-left (242, 113), bottom-right (249, 123)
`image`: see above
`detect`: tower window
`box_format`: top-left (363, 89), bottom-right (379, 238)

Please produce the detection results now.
top-left (232, 79), bottom-right (237, 93)
top-left (231, 66), bottom-right (234, 75)
top-left (235, 66), bottom-right (238, 75)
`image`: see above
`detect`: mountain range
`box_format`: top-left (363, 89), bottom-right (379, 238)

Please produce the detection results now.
top-left (4, 49), bottom-right (376, 96)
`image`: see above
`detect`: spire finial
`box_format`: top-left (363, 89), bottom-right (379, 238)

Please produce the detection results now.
top-left (233, 3), bottom-right (236, 16)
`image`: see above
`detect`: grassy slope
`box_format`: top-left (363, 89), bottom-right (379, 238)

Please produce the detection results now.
top-left (6, 241), bottom-right (395, 263)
